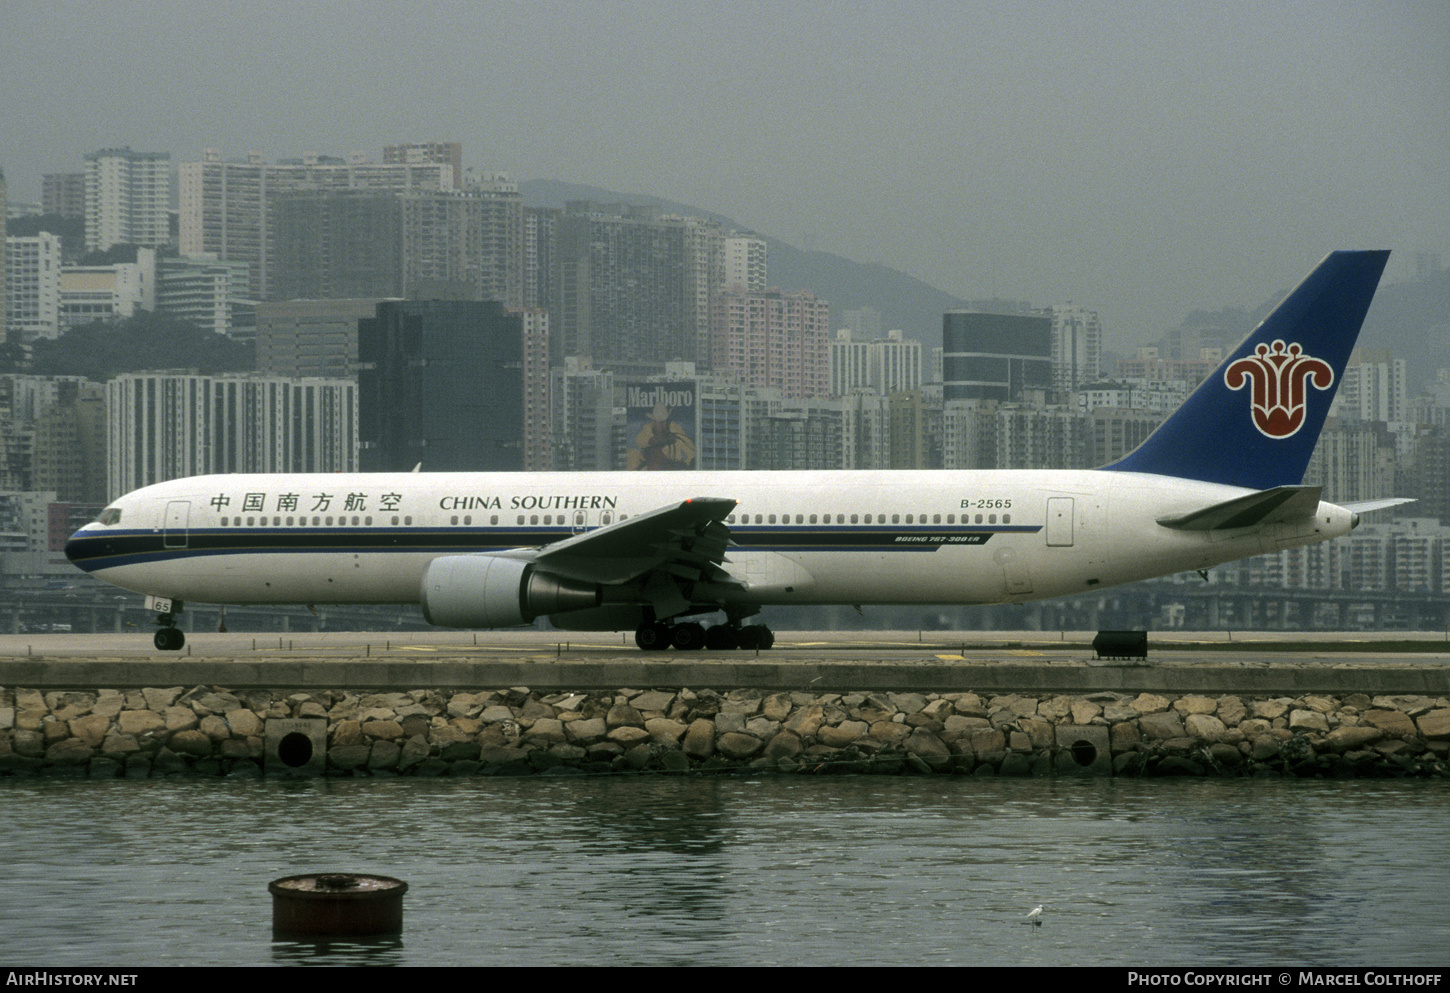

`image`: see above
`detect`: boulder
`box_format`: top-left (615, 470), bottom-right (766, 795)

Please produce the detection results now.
top-left (1362, 710), bottom-right (1418, 738)
top-left (1322, 726), bottom-right (1383, 754)
top-left (682, 719), bottom-right (715, 758)
top-left (1174, 696), bottom-right (1217, 715)
top-left (716, 732), bottom-right (764, 760)
top-left (1139, 712), bottom-right (1185, 740)
top-left (1289, 710), bottom-right (1329, 733)
top-left (168, 730), bottom-right (213, 757)
top-left (1415, 709), bottom-right (1450, 740)
top-left (1184, 713), bottom-right (1228, 743)
top-left (118, 710), bottom-right (165, 736)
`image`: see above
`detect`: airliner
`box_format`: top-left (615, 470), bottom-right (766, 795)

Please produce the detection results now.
top-left (66, 250), bottom-right (1400, 652)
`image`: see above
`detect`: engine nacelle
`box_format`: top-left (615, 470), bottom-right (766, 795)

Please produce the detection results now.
top-left (420, 555), bottom-right (601, 628)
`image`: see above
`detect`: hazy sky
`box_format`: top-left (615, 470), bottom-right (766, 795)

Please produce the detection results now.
top-left (3, 0), bottom-right (1447, 344)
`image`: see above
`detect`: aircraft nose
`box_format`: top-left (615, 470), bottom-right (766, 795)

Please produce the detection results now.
top-left (64, 525), bottom-right (94, 566)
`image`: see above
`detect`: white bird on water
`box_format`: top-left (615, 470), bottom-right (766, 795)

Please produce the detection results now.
top-left (1023, 905), bottom-right (1044, 926)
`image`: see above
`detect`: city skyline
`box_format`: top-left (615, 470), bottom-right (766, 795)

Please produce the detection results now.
top-left (2, 0), bottom-right (1445, 345)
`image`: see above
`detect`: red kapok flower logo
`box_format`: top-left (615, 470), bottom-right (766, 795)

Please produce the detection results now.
top-left (1223, 340), bottom-right (1335, 439)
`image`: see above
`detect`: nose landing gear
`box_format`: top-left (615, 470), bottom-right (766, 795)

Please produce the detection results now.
top-left (154, 611), bottom-right (185, 651)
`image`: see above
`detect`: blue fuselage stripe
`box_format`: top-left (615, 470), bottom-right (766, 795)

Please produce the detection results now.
top-left (66, 524), bottom-right (1042, 573)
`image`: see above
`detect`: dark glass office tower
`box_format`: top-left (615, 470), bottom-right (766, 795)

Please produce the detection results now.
top-left (358, 300), bottom-right (527, 472)
top-left (941, 311), bottom-right (1052, 402)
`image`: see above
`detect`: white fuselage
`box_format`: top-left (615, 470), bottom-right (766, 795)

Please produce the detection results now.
top-left (67, 469), bottom-right (1355, 614)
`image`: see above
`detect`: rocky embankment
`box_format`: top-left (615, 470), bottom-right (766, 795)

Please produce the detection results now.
top-left (2, 684), bottom-right (1447, 778)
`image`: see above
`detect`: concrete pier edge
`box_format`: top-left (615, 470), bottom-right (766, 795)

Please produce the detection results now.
top-left (3, 648), bottom-right (1449, 779)
top-left (2, 656), bottom-right (1450, 695)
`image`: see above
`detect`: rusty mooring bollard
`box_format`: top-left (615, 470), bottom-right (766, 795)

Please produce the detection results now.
top-left (269, 873), bottom-right (408, 937)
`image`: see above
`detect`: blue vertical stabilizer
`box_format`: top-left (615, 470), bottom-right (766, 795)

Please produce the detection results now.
top-left (1102, 250), bottom-right (1390, 489)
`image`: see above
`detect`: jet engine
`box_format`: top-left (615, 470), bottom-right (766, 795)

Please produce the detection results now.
top-left (420, 555), bottom-right (601, 628)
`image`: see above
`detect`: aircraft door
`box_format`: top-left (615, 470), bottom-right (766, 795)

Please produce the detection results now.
top-left (163, 500), bottom-right (190, 549)
top-left (1046, 497), bottom-right (1074, 547)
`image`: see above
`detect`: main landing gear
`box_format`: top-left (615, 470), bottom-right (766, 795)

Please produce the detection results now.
top-left (154, 612), bottom-right (185, 651)
top-left (634, 620), bottom-right (775, 652)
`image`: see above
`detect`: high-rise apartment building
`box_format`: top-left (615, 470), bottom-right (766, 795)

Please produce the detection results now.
top-left (1, 168), bottom-right (7, 337)
top-left (840, 306), bottom-right (883, 341)
top-left (1113, 347), bottom-right (1221, 388)
top-left (0, 376), bottom-right (107, 503)
top-left (400, 182), bottom-right (523, 306)
top-left (941, 311), bottom-right (1053, 402)
top-left (156, 255), bottom-right (254, 337)
top-left (683, 217), bottom-right (725, 364)
top-left (4, 232), bottom-right (62, 341)
top-left (358, 300), bottom-right (546, 472)
top-left (255, 298), bottom-right (386, 380)
top-left (1302, 419), bottom-right (1397, 505)
top-left (0, 490), bottom-right (64, 580)
top-left (550, 357), bottom-right (616, 472)
top-left (1087, 406), bottom-right (1167, 466)
top-left (754, 397), bottom-right (847, 471)
top-left (84, 147), bottom-right (171, 251)
top-left (234, 176), bottom-right (522, 307)
top-left (710, 288), bottom-right (830, 399)
top-left (556, 202), bottom-right (719, 367)
top-left (180, 147), bottom-right (456, 300)
top-left (1048, 304), bottom-right (1102, 392)
top-left (382, 142), bottom-right (463, 187)
top-left (940, 400), bottom-right (996, 470)
top-left (517, 308), bottom-right (551, 471)
top-left (1334, 348), bottom-right (1407, 424)
top-left (32, 379), bottom-right (107, 504)
top-left (42, 173), bottom-right (85, 220)
top-left (107, 372), bottom-right (357, 495)
top-left (994, 403), bottom-right (1086, 470)
top-left (830, 328), bottom-right (922, 396)
top-left (722, 236), bottom-right (767, 293)
top-left (522, 206), bottom-right (560, 313)
top-left (270, 190), bottom-right (405, 301)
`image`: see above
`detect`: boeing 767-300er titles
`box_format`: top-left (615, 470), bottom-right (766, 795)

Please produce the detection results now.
top-left (67, 251), bottom-right (1405, 652)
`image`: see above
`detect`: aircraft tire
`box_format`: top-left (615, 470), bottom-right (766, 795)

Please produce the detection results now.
top-left (634, 623), bottom-right (671, 651)
top-left (154, 628), bottom-right (184, 651)
top-left (704, 625), bottom-right (739, 651)
top-left (670, 622), bottom-right (707, 650)
top-left (739, 624), bottom-right (774, 650)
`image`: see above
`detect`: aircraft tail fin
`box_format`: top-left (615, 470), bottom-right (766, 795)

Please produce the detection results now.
top-left (1102, 250), bottom-right (1390, 489)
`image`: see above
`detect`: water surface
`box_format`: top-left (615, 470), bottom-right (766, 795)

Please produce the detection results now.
top-left (1, 775), bottom-right (1445, 966)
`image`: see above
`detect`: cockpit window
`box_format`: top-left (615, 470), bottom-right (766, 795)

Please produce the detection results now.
top-left (98, 507), bottom-right (123, 525)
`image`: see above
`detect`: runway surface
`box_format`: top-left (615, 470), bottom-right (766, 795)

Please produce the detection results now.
top-left (3, 629), bottom-right (1448, 695)
top-left (3, 627), bottom-right (1450, 663)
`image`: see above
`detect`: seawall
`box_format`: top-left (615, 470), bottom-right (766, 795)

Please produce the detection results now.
top-left (2, 653), bottom-right (1448, 778)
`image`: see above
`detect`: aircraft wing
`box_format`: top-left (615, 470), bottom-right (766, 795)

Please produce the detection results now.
top-left (532, 496), bottom-right (739, 586)
top-left (1156, 485), bottom-right (1324, 531)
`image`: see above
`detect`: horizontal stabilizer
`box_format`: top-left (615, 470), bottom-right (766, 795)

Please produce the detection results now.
top-left (1157, 485), bottom-right (1322, 531)
top-left (1342, 497), bottom-right (1416, 515)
